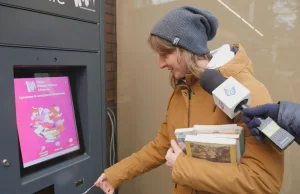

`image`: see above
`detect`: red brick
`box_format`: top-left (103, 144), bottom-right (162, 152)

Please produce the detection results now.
top-left (105, 4), bottom-right (114, 14)
top-left (106, 34), bottom-right (114, 43)
top-left (105, 14), bottom-right (114, 24)
top-left (111, 25), bottom-right (115, 34)
top-left (105, 0), bottom-right (115, 5)
top-left (106, 23), bottom-right (112, 33)
top-left (107, 62), bottom-right (116, 71)
top-left (106, 43), bottom-right (112, 52)
top-left (106, 81), bottom-right (115, 90)
top-left (106, 53), bottom-right (114, 62)
top-left (106, 90), bottom-right (115, 101)
top-left (106, 72), bottom-right (115, 81)
top-left (106, 43), bottom-right (116, 54)
top-left (106, 63), bottom-right (113, 71)
top-left (106, 100), bottom-right (115, 108)
top-left (111, 62), bottom-right (116, 71)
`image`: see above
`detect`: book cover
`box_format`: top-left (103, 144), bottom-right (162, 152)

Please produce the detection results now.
top-left (196, 133), bottom-right (241, 163)
top-left (193, 124), bottom-right (245, 155)
top-left (174, 128), bottom-right (194, 153)
top-left (184, 135), bottom-right (237, 164)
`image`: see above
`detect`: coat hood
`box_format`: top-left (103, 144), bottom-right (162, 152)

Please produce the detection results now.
top-left (182, 43), bottom-right (254, 88)
top-left (218, 43), bottom-right (254, 77)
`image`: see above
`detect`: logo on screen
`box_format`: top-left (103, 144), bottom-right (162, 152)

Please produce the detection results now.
top-left (224, 85), bottom-right (236, 96)
top-left (74, 0), bottom-right (95, 12)
top-left (25, 81), bottom-right (37, 92)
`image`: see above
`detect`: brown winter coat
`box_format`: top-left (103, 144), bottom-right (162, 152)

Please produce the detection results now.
top-left (105, 44), bottom-right (284, 194)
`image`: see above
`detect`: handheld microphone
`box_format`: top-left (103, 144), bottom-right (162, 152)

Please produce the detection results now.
top-left (200, 69), bottom-right (251, 119)
top-left (200, 69), bottom-right (294, 150)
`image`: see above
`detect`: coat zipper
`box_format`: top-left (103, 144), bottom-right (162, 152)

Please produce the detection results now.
top-left (188, 88), bottom-right (191, 127)
top-left (175, 87), bottom-right (191, 190)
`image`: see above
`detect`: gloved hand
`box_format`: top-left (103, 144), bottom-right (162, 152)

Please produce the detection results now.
top-left (242, 103), bottom-right (280, 141)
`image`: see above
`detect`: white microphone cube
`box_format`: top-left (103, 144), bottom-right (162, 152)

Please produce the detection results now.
top-left (212, 77), bottom-right (251, 119)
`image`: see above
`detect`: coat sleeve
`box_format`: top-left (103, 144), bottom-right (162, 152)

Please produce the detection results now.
top-left (171, 76), bottom-right (284, 194)
top-left (104, 118), bottom-right (170, 189)
top-left (278, 101), bottom-right (300, 144)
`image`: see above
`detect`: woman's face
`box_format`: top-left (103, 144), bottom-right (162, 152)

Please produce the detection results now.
top-left (158, 51), bottom-right (209, 79)
top-left (158, 51), bottom-right (186, 79)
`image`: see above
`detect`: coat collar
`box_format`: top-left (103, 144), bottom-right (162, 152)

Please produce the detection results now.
top-left (176, 43), bottom-right (253, 88)
top-left (218, 43), bottom-right (254, 78)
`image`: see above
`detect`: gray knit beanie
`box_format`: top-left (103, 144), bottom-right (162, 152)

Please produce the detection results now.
top-left (150, 6), bottom-right (218, 55)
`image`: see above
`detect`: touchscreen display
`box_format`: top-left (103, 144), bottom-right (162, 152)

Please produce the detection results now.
top-left (14, 76), bottom-right (80, 168)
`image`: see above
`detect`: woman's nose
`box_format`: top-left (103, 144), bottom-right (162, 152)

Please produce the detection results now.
top-left (159, 56), bottom-right (167, 69)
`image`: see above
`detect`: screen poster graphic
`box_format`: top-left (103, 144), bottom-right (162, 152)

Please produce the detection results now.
top-left (14, 76), bottom-right (80, 168)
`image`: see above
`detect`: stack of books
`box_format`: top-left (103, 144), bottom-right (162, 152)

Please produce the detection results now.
top-left (175, 124), bottom-right (244, 164)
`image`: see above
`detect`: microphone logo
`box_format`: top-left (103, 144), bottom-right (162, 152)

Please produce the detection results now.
top-left (219, 99), bottom-right (225, 110)
top-left (224, 85), bottom-right (236, 96)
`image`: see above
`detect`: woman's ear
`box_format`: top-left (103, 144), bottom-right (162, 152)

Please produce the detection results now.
top-left (196, 58), bottom-right (209, 69)
top-left (176, 50), bottom-right (184, 65)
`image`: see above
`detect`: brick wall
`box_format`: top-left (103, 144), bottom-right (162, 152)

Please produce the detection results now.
top-left (105, 0), bottom-right (117, 168)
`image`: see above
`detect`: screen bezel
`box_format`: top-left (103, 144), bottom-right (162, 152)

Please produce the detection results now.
top-left (14, 67), bottom-right (85, 177)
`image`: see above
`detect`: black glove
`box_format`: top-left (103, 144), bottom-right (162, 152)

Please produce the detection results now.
top-left (242, 103), bottom-right (280, 141)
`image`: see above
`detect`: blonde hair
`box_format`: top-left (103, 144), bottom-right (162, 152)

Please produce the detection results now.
top-left (148, 35), bottom-right (212, 88)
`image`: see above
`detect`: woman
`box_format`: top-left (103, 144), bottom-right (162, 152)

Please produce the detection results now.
top-left (95, 6), bottom-right (284, 194)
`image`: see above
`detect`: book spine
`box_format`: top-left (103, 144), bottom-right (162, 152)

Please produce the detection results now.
top-left (184, 141), bottom-right (192, 157)
top-left (230, 145), bottom-right (237, 164)
top-left (240, 130), bottom-right (245, 154)
top-left (239, 136), bottom-right (244, 155)
top-left (236, 139), bottom-right (241, 164)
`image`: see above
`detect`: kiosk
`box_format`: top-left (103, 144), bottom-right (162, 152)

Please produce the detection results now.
top-left (0, 1), bottom-right (106, 193)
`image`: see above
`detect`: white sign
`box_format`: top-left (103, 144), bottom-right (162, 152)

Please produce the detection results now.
top-left (49, 0), bottom-right (65, 5)
top-left (74, 0), bottom-right (96, 12)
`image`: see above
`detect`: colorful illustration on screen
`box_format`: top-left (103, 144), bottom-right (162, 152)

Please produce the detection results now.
top-left (30, 105), bottom-right (65, 143)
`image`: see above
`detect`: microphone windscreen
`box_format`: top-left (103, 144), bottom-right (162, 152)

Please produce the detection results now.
top-left (200, 69), bottom-right (227, 94)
